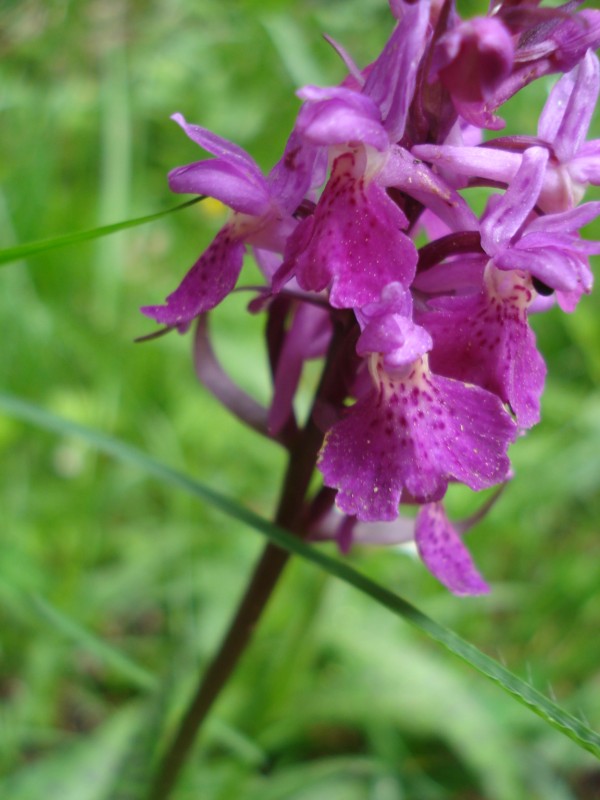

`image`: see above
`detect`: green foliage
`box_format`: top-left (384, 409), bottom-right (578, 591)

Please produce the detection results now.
top-left (1, 1), bottom-right (599, 798)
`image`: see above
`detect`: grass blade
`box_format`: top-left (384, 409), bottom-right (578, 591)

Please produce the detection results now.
top-left (29, 594), bottom-right (157, 692)
top-left (0, 197), bottom-right (204, 267)
top-left (1, 391), bottom-right (599, 761)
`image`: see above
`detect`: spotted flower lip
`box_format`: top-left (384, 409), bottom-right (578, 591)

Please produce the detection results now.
top-left (420, 264), bottom-right (547, 429)
top-left (278, 147), bottom-right (418, 309)
top-left (320, 289), bottom-right (516, 521)
top-left (319, 354), bottom-right (516, 522)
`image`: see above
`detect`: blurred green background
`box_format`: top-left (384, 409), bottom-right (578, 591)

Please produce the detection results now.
top-left (1, 0), bottom-right (599, 797)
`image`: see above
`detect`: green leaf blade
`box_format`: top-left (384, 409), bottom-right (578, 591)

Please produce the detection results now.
top-left (1, 391), bottom-right (598, 761)
top-left (0, 197), bottom-right (204, 267)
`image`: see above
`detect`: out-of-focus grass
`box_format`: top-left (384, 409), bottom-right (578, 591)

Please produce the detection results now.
top-left (1, 1), bottom-right (599, 798)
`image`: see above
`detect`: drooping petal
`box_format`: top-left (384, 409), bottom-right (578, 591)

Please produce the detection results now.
top-left (141, 225), bottom-right (245, 330)
top-left (268, 302), bottom-right (331, 435)
top-left (290, 149), bottom-right (417, 308)
top-left (193, 314), bottom-right (269, 438)
top-left (415, 502), bottom-right (490, 596)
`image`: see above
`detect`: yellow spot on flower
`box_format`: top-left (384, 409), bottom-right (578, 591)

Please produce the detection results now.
top-left (200, 197), bottom-right (229, 221)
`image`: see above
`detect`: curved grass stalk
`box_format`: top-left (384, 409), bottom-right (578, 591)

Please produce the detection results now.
top-left (1, 390), bottom-right (599, 764)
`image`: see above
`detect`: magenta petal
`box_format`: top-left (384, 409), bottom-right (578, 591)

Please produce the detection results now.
top-left (269, 303), bottom-right (331, 435)
top-left (537, 67), bottom-right (575, 144)
top-left (357, 317), bottom-right (432, 371)
top-left (433, 17), bottom-right (514, 104)
top-left (319, 358), bottom-right (515, 522)
top-left (422, 270), bottom-right (546, 429)
top-left (525, 201), bottom-right (600, 236)
top-left (267, 131), bottom-right (325, 215)
top-left (570, 142), bottom-right (600, 184)
top-left (171, 113), bottom-right (262, 174)
top-left (495, 246), bottom-right (584, 293)
top-left (553, 50), bottom-right (600, 162)
top-left (415, 503), bottom-right (490, 596)
top-left (141, 226), bottom-right (245, 330)
top-left (168, 161), bottom-right (271, 216)
top-left (481, 147), bottom-right (548, 253)
top-left (364, 0), bottom-right (430, 140)
top-left (384, 147), bottom-right (479, 232)
top-left (293, 150), bottom-right (417, 308)
top-left (296, 87), bottom-right (389, 151)
top-left (411, 144), bottom-right (521, 188)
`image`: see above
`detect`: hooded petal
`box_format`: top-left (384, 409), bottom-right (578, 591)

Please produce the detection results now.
top-left (168, 160), bottom-right (271, 216)
top-left (296, 86), bottom-right (389, 152)
top-left (356, 287), bottom-right (432, 373)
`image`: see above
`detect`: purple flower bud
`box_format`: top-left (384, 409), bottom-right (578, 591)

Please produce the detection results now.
top-left (431, 17), bottom-right (514, 105)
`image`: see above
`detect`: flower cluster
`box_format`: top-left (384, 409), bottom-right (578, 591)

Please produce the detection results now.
top-left (142, 0), bottom-right (600, 595)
